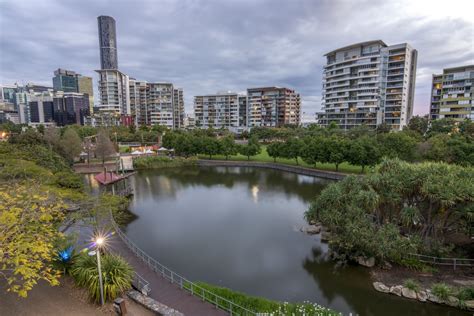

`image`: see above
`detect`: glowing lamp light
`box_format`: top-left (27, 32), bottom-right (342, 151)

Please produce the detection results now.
top-left (95, 237), bottom-right (105, 246)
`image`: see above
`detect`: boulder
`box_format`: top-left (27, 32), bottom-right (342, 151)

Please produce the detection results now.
top-left (464, 300), bottom-right (474, 310)
top-left (426, 290), bottom-right (441, 304)
top-left (321, 231), bottom-right (331, 242)
top-left (373, 282), bottom-right (390, 293)
top-left (300, 225), bottom-right (321, 235)
top-left (417, 290), bottom-right (427, 302)
top-left (382, 261), bottom-right (393, 270)
top-left (446, 296), bottom-right (459, 307)
top-left (401, 287), bottom-right (417, 299)
top-left (389, 285), bottom-right (403, 296)
top-left (356, 256), bottom-right (375, 268)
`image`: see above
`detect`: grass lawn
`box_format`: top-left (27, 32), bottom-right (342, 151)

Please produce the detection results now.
top-left (198, 145), bottom-right (365, 174)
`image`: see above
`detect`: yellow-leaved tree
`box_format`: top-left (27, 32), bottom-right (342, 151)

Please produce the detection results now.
top-left (0, 183), bottom-right (65, 297)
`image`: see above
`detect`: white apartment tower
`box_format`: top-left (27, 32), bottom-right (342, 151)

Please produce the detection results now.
top-left (318, 40), bottom-right (417, 130)
top-left (129, 80), bottom-right (185, 129)
top-left (95, 69), bottom-right (130, 117)
top-left (194, 92), bottom-right (245, 132)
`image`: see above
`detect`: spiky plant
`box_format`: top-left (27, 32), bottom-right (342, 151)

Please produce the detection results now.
top-left (71, 252), bottom-right (133, 303)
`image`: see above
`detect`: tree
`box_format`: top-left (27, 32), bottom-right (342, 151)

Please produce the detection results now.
top-left (239, 137), bottom-right (261, 161)
top-left (375, 122), bottom-right (391, 134)
top-left (267, 142), bottom-right (282, 162)
top-left (280, 137), bottom-right (303, 165)
top-left (44, 127), bottom-right (61, 151)
top-left (305, 159), bottom-right (473, 263)
top-left (347, 136), bottom-right (381, 172)
top-left (95, 129), bottom-right (116, 166)
top-left (407, 115), bottom-right (429, 136)
top-left (0, 183), bottom-right (64, 297)
top-left (201, 136), bottom-right (221, 159)
top-left (220, 135), bottom-right (238, 160)
top-left (327, 136), bottom-right (348, 171)
top-left (60, 128), bottom-right (82, 163)
top-left (377, 132), bottom-right (418, 162)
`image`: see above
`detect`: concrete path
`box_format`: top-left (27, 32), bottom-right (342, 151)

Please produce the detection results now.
top-left (107, 234), bottom-right (227, 316)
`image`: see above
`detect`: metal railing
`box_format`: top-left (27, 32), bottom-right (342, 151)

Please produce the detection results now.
top-left (408, 253), bottom-right (474, 269)
top-left (133, 272), bottom-right (151, 295)
top-left (110, 216), bottom-right (256, 316)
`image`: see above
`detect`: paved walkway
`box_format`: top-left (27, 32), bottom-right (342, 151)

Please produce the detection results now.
top-left (107, 234), bottom-right (227, 316)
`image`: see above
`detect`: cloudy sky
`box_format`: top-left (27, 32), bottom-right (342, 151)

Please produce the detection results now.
top-left (1, 0), bottom-right (473, 121)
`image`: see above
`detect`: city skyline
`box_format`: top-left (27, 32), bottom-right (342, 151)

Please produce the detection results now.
top-left (1, 0), bottom-right (473, 121)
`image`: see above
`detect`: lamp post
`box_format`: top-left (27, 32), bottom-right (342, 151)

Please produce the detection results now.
top-left (95, 236), bottom-right (105, 306)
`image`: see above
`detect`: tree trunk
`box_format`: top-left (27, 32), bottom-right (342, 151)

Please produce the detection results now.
top-left (295, 157), bottom-right (299, 165)
top-left (336, 163), bottom-right (339, 171)
top-left (247, 155), bottom-right (250, 161)
top-left (273, 157), bottom-right (276, 163)
top-left (209, 154), bottom-right (212, 159)
top-left (362, 165), bottom-right (365, 172)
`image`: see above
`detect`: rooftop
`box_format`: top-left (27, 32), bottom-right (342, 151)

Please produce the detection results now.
top-left (324, 40), bottom-right (387, 56)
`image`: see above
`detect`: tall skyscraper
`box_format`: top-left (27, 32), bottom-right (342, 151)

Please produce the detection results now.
top-left (317, 40), bottom-right (417, 130)
top-left (247, 87), bottom-right (301, 128)
top-left (430, 65), bottom-right (473, 121)
top-left (97, 15), bottom-right (118, 70)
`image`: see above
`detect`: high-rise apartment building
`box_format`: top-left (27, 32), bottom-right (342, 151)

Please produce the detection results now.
top-left (194, 92), bottom-right (244, 131)
top-left (173, 88), bottom-right (184, 129)
top-left (430, 65), bottom-right (473, 121)
top-left (95, 69), bottom-right (130, 118)
top-left (128, 80), bottom-right (185, 129)
top-left (98, 16), bottom-right (118, 70)
top-left (247, 87), bottom-right (301, 128)
top-left (317, 40), bottom-right (417, 130)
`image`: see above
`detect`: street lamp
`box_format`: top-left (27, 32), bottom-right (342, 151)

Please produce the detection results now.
top-left (93, 235), bottom-right (106, 306)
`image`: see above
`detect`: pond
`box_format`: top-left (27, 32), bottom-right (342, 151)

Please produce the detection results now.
top-left (119, 166), bottom-right (464, 315)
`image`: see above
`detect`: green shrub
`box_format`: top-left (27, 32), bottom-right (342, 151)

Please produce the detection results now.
top-left (133, 156), bottom-right (197, 169)
top-left (0, 159), bottom-right (53, 181)
top-left (54, 171), bottom-right (84, 190)
top-left (192, 282), bottom-right (339, 315)
top-left (457, 287), bottom-right (474, 301)
top-left (404, 279), bottom-right (420, 292)
top-left (431, 283), bottom-right (452, 300)
top-left (71, 252), bottom-right (133, 303)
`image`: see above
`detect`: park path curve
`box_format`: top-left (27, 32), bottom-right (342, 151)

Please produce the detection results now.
top-left (107, 234), bottom-right (228, 316)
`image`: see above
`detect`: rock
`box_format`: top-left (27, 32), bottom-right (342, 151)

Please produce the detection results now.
top-left (426, 290), bottom-right (441, 303)
top-left (382, 261), bottom-right (393, 270)
top-left (401, 287), bottom-right (417, 299)
top-left (356, 256), bottom-right (375, 268)
top-left (300, 225), bottom-right (321, 235)
top-left (446, 296), bottom-right (459, 307)
top-left (127, 290), bottom-right (183, 316)
top-left (389, 285), bottom-right (403, 296)
top-left (464, 300), bottom-right (474, 310)
top-left (417, 290), bottom-right (427, 302)
top-left (373, 282), bottom-right (390, 293)
top-left (321, 231), bottom-right (331, 242)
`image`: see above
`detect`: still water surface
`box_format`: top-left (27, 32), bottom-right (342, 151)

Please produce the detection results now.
top-left (123, 166), bottom-right (465, 316)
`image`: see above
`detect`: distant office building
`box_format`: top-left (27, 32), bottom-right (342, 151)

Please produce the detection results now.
top-left (173, 88), bottom-right (185, 129)
top-left (317, 40), bottom-right (417, 130)
top-left (25, 83), bottom-right (53, 93)
top-left (247, 87), bottom-right (301, 128)
top-left (0, 85), bottom-right (18, 104)
top-left (53, 68), bottom-right (79, 92)
top-left (430, 65), bottom-right (473, 121)
top-left (53, 92), bottom-right (90, 126)
top-left (95, 69), bottom-right (130, 119)
top-left (28, 92), bottom-right (55, 125)
top-left (98, 15), bottom-right (118, 70)
top-left (194, 92), bottom-right (243, 131)
top-left (77, 75), bottom-right (94, 113)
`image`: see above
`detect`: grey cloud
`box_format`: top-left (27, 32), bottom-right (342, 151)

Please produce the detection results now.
top-left (1, 0), bottom-right (473, 120)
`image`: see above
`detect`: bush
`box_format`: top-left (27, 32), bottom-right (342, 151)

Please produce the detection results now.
top-left (54, 171), bottom-right (84, 190)
top-left (404, 279), bottom-right (420, 292)
top-left (133, 156), bottom-right (197, 169)
top-left (457, 287), bottom-right (474, 301)
top-left (431, 283), bottom-right (452, 300)
top-left (71, 252), bottom-right (133, 303)
top-left (192, 282), bottom-right (338, 315)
